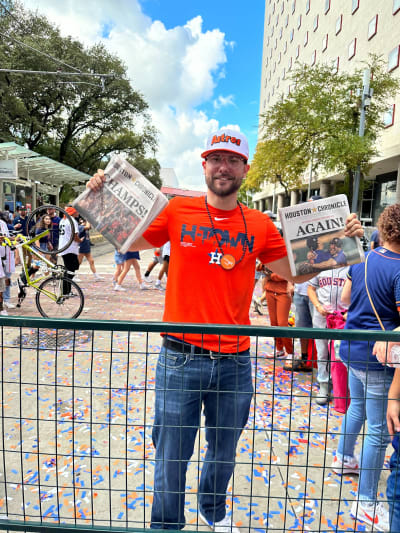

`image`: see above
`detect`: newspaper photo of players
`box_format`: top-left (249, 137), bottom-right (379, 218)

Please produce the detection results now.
top-left (292, 231), bottom-right (361, 276)
top-left (76, 188), bottom-right (140, 249)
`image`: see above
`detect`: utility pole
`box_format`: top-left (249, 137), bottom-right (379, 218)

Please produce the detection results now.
top-left (352, 69), bottom-right (373, 213)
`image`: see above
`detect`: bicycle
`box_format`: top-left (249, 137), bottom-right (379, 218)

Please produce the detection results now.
top-left (1, 205), bottom-right (84, 319)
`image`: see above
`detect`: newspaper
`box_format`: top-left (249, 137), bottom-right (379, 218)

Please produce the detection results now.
top-left (73, 155), bottom-right (168, 253)
top-left (278, 194), bottom-right (365, 276)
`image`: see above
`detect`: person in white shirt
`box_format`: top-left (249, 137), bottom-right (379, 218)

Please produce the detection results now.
top-left (307, 266), bottom-right (349, 405)
top-left (59, 206), bottom-right (83, 295)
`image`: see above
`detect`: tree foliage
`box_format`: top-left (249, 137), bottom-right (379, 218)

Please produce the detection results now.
top-left (247, 57), bottom-right (399, 206)
top-left (0, 1), bottom-right (161, 196)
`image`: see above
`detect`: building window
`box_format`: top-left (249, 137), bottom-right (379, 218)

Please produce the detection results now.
top-left (288, 57), bottom-right (293, 71)
top-left (282, 67), bottom-right (286, 79)
top-left (297, 14), bottom-right (302, 29)
top-left (388, 45), bottom-right (400, 72)
top-left (322, 33), bottom-right (328, 52)
top-left (268, 14), bottom-right (271, 25)
top-left (296, 44), bottom-right (300, 58)
top-left (394, 0), bottom-right (400, 14)
top-left (352, 0), bottom-right (360, 14)
top-left (306, 0), bottom-right (310, 14)
top-left (304, 31), bottom-right (309, 46)
top-left (276, 14), bottom-right (279, 26)
top-left (280, 27), bottom-right (283, 39)
top-left (313, 15), bottom-right (319, 31)
top-left (285, 14), bottom-right (289, 27)
top-left (290, 28), bottom-right (294, 42)
top-left (281, 2), bottom-right (285, 14)
top-left (284, 41), bottom-right (288, 53)
top-left (292, 0), bottom-right (296, 14)
top-left (331, 56), bottom-right (339, 73)
top-left (325, 0), bottom-right (330, 14)
top-left (335, 14), bottom-right (343, 35)
top-left (275, 38), bottom-right (278, 49)
top-left (383, 104), bottom-right (395, 127)
top-left (348, 39), bottom-right (356, 60)
top-left (278, 51), bottom-right (282, 63)
top-left (368, 14), bottom-right (378, 40)
top-left (311, 50), bottom-right (316, 65)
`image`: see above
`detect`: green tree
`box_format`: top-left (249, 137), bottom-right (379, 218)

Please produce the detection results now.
top-left (0, 1), bottom-right (161, 190)
top-left (249, 57), bottom-right (399, 207)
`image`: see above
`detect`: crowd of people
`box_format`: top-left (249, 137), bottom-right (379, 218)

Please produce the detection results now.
top-left (1, 127), bottom-right (399, 532)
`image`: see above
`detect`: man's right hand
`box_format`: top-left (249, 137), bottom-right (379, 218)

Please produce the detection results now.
top-left (87, 169), bottom-right (106, 191)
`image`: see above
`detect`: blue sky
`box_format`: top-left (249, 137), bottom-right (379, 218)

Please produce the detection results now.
top-left (139, 0), bottom-right (266, 148)
top-left (22, 0), bottom-right (266, 189)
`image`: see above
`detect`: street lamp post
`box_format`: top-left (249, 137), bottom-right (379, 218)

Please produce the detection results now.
top-left (352, 68), bottom-right (373, 213)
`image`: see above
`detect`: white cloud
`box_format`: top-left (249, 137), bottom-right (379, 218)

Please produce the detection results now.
top-left (213, 94), bottom-right (235, 110)
top-left (21, 0), bottom-right (241, 189)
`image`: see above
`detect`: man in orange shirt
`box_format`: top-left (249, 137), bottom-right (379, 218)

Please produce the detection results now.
top-left (88, 129), bottom-right (363, 532)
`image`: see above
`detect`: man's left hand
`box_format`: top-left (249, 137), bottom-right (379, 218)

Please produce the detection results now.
top-left (344, 213), bottom-right (363, 238)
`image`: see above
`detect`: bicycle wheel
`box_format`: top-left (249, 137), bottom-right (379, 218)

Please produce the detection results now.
top-left (36, 277), bottom-right (84, 319)
top-left (27, 205), bottom-right (75, 256)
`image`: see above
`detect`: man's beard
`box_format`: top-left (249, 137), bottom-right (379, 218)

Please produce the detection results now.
top-left (206, 174), bottom-right (242, 197)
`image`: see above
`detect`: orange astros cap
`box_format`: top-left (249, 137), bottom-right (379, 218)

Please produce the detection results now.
top-left (65, 206), bottom-right (78, 216)
top-left (201, 128), bottom-right (249, 160)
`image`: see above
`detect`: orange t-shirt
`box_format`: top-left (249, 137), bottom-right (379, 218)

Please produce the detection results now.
top-left (143, 196), bottom-right (287, 352)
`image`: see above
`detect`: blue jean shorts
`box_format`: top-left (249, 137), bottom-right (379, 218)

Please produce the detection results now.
top-left (114, 251), bottom-right (126, 265)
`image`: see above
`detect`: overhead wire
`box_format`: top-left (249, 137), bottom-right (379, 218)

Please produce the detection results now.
top-left (0, 0), bottom-right (109, 81)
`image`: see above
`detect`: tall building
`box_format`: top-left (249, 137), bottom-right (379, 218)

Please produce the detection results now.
top-left (255, 0), bottom-right (400, 224)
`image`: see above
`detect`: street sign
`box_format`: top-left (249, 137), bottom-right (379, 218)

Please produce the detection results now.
top-left (0, 159), bottom-right (18, 179)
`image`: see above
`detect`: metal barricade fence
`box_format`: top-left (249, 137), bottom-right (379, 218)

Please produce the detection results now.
top-left (0, 316), bottom-right (399, 533)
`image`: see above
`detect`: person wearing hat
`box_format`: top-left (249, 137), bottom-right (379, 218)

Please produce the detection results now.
top-left (87, 128), bottom-right (363, 532)
top-left (13, 206), bottom-right (29, 235)
top-left (59, 206), bottom-right (83, 295)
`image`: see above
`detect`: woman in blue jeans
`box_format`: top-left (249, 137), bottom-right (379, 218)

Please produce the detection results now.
top-left (333, 204), bottom-right (400, 532)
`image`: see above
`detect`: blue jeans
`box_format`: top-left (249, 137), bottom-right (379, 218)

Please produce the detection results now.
top-left (336, 366), bottom-right (393, 501)
top-left (150, 343), bottom-right (253, 529)
top-left (293, 292), bottom-right (313, 328)
top-left (3, 272), bottom-right (11, 302)
top-left (388, 434), bottom-right (400, 532)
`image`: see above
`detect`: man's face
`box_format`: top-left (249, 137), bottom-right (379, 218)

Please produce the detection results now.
top-left (330, 243), bottom-right (339, 255)
top-left (202, 150), bottom-right (249, 198)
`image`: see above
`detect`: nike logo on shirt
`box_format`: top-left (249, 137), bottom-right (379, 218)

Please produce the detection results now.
top-left (215, 217), bottom-right (228, 221)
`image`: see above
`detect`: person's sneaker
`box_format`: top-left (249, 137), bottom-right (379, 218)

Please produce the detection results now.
top-left (74, 276), bottom-right (82, 282)
top-left (93, 274), bottom-right (104, 282)
top-left (266, 349), bottom-right (286, 360)
top-left (114, 285), bottom-right (127, 292)
top-left (350, 500), bottom-right (389, 532)
top-left (140, 282), bottom-right (151, 290)
top-left (331, 454), bottom-right (359, 475)
top-left (0, 309), bottom-right (8, 316)
top-left (4, 301), bottom-right (16, 309)
top-left (112, 280), bottom-right (117, 287)
top-left (284, 358), bottom-right (312, 372)
top-left (253, 298), bottom-right (263, 315)
top-left (199, 511), bottom-right (241, 533)
top-left (315, 382), bottom-right (330, 406)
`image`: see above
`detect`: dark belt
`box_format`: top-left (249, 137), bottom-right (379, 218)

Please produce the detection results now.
top-left (163, 337), bottom-right (245, 359)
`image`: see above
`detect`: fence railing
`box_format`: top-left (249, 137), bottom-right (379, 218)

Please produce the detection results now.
top-left (0, 316), bottom-right (399, 533)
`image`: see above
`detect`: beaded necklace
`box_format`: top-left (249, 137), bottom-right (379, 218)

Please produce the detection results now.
top-left (204, 197), bottom-right (248, 270)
